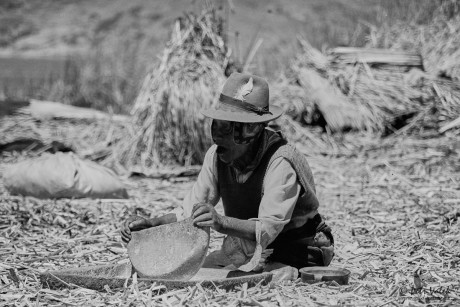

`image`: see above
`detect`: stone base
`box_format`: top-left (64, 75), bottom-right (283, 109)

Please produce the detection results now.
top-left (39, 262), bottom-right (273, 291)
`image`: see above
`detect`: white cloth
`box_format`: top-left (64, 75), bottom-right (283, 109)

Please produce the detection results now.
top-left (173, 145), bottom-right (301, 271)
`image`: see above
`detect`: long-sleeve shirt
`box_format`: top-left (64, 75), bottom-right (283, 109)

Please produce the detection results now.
top-left (174, 144), bottom-right (303, 271)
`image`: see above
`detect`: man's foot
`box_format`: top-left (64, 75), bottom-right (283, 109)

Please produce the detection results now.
top-left (264, 262), bottom-right (299, 282)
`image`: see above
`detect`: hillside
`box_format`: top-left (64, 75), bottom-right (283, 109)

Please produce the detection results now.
top-left (0, 0), bottom-right (382, 70)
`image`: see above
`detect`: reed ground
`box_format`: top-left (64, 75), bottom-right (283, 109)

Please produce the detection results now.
top-left (1, 130), bottom-right (459, 306)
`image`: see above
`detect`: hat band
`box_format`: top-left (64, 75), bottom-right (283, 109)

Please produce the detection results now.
top-left (219, 94), bottom-right (272, 116)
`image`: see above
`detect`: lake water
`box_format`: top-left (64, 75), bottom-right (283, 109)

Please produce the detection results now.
top-left (0, 56), bottom-right (68, 95)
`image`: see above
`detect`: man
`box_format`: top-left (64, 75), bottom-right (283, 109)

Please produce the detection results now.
top-left (121, 72), bottom-right (334, 278)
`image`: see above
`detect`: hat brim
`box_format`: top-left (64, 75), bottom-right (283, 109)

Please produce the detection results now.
top-left (201, 105), bottom-right (283, 123)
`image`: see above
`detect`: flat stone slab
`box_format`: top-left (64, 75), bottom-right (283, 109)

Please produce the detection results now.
top-left (39, 262), bottom-right (273, 291)
top-left (127, 218), bottom-right (210, 280)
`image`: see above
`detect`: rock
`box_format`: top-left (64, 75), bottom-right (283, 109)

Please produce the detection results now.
top-left (128, 218), bottom-right (210, 280)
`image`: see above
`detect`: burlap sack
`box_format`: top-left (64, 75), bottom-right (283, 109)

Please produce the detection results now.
top-left (3, 152), bottom-right (128, 199)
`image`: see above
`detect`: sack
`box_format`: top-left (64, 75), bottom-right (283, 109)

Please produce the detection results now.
top-left (3, 152), bottom-right (128, 199)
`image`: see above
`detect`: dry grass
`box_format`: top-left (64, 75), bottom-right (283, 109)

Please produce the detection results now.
top-left (1, 130), bottom-right (459, 306)
top-left (0, 115), bottom-right (130, 176)
top-left (115, 8), bottom-right (233, 169)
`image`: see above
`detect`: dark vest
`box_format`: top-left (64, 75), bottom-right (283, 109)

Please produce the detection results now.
top-left (217, 139), bottom-right (320, 245)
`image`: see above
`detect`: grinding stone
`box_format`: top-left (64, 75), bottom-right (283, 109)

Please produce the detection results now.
top-left (39, 262), bottom-right (273, 291)
top-left (128, 218), bottom-right (210, 280)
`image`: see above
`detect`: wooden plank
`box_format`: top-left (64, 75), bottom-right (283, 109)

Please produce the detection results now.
top-left (329, 47), bottom-right (423, 68)
top-left (19, 99), bottom-right (130, 122)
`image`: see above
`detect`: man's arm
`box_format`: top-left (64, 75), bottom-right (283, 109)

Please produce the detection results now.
top-left (191, 202), bottom-right (256, 241)
top-left (149, 213), bottom-right (177, 225)
top-left (121, 146), bottom-right (220, 243)
top-left (219, 216), bottom-right (256, 241)
top-left (191, 156), bottom-right (300, 244)
top-left (176, 145), bottom-right (220, 219)
top-left (252, 157), bottom-right (300, 247)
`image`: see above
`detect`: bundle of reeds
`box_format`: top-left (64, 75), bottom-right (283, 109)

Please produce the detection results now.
top-left (273, 40), bottom-right (383, 133)
top-left (362, 3), bottom-right (460, 134)
top-left (270, 74), bottom-right (315, 125)
top-left (0, 113), bottom-right (127, 162)
top-left (273, 3), bottom-right (460, 136)
top-left (280, 36), bottom-right (460, 135)
top-left (327, 59), bottom-right (430, 133)
top-left (270, 73), bottom-right (338, 153)
top-left (118, 9), bottom-right (232, 168)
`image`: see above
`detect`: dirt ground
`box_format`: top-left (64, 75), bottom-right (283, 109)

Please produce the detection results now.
top-left (1, 132), bottom-right (459, 306)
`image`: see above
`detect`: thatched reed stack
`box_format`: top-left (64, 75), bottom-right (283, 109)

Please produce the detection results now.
top-left (118, 9), bottom-right (232, 169)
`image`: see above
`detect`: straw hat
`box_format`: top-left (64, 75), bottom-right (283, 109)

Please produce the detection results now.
top-left (202, 72), bottom-right (283, 123)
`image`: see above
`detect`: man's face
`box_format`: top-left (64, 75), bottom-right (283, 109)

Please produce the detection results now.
top-left (211, 120), bottom-right (262, 164)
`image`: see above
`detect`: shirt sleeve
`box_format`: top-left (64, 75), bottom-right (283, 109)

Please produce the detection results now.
top-left (228, 157), bottom-right (301, 272)
top-left (173, 145), bottom-right (220, 220)
top-left (254, 157), bottom-right (301, 247)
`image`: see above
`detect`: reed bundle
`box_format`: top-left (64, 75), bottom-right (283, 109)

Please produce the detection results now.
top-left (276, 35), bottom-right (460, 135)
top-left (272, 40), bottom-right (378, 133)
top-left (119, 9), bottom-right (231, 168)
top-left (0, 114), bottom-right (126, 158)
top-left (360, 5), bottom-right (460, 134)
top-left (273, 3), bottom-right (460, 136)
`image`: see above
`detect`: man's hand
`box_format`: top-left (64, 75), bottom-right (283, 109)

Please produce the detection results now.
top-left (192, 202), bottom-right (223, 231)
top-left (120, 216), bottom-right (156, 243)
top-left (121, 213), bottom-right (178, 243)
top-left (192, 204), bottom-right (256, 241)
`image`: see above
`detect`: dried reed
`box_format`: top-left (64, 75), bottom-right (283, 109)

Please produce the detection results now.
top-left (280, 34), bottom-right (460, 136)
top-left (2, 132), bottom-right (459, 306)
top-left (271, 3), bottom-right (460, 136)
top-left (117, 9), bottom-right (231, 169)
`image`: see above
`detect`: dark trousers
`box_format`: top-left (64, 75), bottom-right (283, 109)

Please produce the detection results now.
top-left (267, 214), bottom-right (334, 269)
